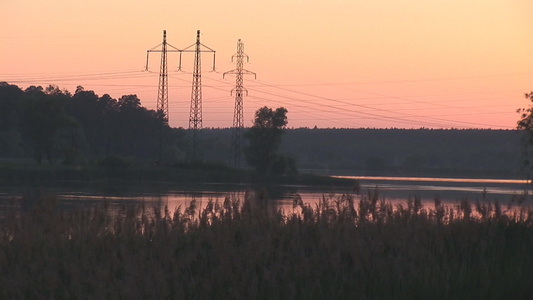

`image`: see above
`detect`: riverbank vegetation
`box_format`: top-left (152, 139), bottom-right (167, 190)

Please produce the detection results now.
top-left (0, 163), bottom-right (352, 188)
top-left (0, 82), bottom-right (525, 179)
top-left (1, 191), bottom-right (532, 299)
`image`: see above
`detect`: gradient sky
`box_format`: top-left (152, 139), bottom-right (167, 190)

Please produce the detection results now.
top-left (2, 0), bottom-right (533, 129)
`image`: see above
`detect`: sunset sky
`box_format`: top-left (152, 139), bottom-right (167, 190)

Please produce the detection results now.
top-left (2, 0), bottom-right (532, 129)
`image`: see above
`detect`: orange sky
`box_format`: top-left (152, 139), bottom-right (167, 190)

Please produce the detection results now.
top-left (1, 0), bottom-right (533, 129)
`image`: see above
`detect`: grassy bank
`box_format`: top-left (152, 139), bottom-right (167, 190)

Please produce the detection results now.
top-left (1, 192), bottom-right (532, 299)
top-left (0, 163), bottom-right (354, 188)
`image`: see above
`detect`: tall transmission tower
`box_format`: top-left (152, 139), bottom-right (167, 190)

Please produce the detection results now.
top-left (180, 30), bottom-right (216, 161)
top-left (145, 30), bottom-right (181, 122)
top-left (223, 39), bottom-right (256, 169)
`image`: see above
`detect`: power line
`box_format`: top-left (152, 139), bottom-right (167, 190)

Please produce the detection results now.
top-left (196, 71), bottom-right (493, 128)
top-left (250, 79), bottom-right (511, 128)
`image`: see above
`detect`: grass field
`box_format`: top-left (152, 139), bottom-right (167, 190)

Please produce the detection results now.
top-left (1, 190), bottom-right (532, 299)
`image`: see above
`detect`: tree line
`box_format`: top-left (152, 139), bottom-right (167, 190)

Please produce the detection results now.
top-left (0, 82), bottom-right (293, 174)
top-left (0, 81), bottom-right (527, 177)
top-left (194, 127), bottom-right (523, 177)
top-left (0, 82), bottom-right (185, 165)
top-left (279, 128), bottom-right (523, 177)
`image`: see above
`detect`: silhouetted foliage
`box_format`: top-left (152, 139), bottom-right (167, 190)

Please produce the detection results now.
top-left (0, 82), bottom-right (23, 132)
top-left (270, 155), bottom-right (298, 175)
top-left (517, 92), bottom-right (533, 175)
top-left (0, 83), bottom-right (172, 164)
top-left (279, 128), bottom-right (521, 176)
top-left (1, 193), bottom-right (532, 299)
top-left (244, 106), bottom-right (289, 173)
top-left (20, 85), bottom-right (75, 163)
top-left (0, 82), bottom-right (24, 156)
top-left (0, 82), bottom-right (523, 176)
top-left (96, 155), bottom-right (130, 168)
top-left (517, 92), bottom-right (533, 132)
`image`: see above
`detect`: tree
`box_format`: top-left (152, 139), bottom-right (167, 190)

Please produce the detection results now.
top-left (518, 92), bottom-right (533, 132)
top-left (115, 94), bottom-right (163, 158)
top-left (244, 106), bottom-right (288, 173)
top-left (0, 82), bottom-right (24, 156)
top-left (66, 87), bottom-right (100, 157)
top-left (20, 85), bottom-right (75, 163)
top-left (517, 92), bottom-right (533, 174)
top-left (0, 82), bottom-right (23, 131)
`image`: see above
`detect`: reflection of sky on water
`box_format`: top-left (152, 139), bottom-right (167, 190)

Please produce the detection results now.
top-left (362, 183), bottom-right (525, 195)
top-left (1, 176), bottom-right (531, 214)
top-left (333, 176), bottom-right (529, 185)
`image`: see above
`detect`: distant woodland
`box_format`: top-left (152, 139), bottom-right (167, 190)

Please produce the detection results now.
top-left (279, 128), bottom-right (523, 177)
top-left (0, 82), bottom-right (525, 177)
top-left (199, 128), bottom-right (523, 177)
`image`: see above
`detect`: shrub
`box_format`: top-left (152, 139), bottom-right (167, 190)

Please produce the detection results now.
top-left (96, 155), bottom-right (130, 168)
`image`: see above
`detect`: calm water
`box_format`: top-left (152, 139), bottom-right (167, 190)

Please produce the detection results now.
top-left (1, 175), bottom-right (531, 214)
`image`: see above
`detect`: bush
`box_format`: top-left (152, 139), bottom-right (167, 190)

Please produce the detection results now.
top-left (96, 155), bottom-right (130, 168)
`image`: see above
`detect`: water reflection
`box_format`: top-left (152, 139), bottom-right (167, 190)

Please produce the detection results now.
top-left (333, 175), bottom-right (529, 184)
top-left (0, 175), bottom-right (531, 215)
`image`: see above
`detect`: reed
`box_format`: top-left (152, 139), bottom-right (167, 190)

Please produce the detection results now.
top-left (0, 191), bottom-right (532, 299)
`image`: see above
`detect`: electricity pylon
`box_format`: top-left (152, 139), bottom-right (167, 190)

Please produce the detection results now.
top-left (179, 30), bottom-right (216, 161)
top-left (223, 39), bottom-right (256, 169)
top-left (145, 30), bottom-right (181, 123)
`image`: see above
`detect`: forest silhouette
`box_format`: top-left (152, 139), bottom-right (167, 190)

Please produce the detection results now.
top-left (0, 81), bottom-right (523, 178)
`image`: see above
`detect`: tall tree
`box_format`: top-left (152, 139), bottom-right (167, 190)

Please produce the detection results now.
top-left (517, 92), bottom-right (533, 132)
top-left (0, 82), bottom-right (23, 131)
top-left (66, 87), bottom-right (100, 156)
top-left (244, 106), bottom-right (288, 173)
top-left (20, 85), bottom-right (75, 163)
top-left (114, 94), bottom-right (166, 158)
top-left (517, 92), bottom-right (533, 174)
top-left (0, 82), bottom-right (23, 156)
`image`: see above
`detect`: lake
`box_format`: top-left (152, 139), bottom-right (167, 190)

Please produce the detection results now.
top-left (1, 175), bottom-right (531, 214)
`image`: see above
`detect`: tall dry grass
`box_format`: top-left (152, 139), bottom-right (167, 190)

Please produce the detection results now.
top-left (0, 190), bottom-right (532, 299)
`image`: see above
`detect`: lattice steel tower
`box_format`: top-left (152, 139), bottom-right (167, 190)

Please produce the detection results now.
top-left (145, 30), bottom-right (181, 122)
top-left (223, 39), bottom-right (256, 169)
top-left (180, 30), bottom-right (216, 160)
